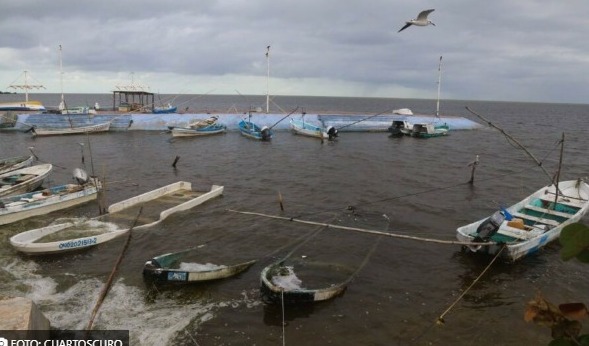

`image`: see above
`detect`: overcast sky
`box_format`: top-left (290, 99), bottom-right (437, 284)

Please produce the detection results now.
top-left (1, 1), bottom-right (588, 104)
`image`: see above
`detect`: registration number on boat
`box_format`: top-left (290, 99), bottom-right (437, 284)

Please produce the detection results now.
top-left (58, 237), bottom-right (98, 249)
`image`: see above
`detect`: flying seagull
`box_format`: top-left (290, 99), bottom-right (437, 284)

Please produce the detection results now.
top-left (398, 9), bottom-right (435, 33)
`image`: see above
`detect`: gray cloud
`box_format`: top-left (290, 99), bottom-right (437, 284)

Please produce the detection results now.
top-left (1, 0), bottom-right (588, 103)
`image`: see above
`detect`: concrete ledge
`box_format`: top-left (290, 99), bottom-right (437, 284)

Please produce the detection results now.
top-left (0, 297), bottom-right (50, 331)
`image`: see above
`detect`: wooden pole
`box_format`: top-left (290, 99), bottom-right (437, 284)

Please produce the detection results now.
top-left (553, 132), bottom-right (565, 205)
top-left (278, 191), bottom-right (284, 211)
top-left (86, 207), bottom-right (142, 331)
top-left (466, 107), bottom-right (557, 186)
top-left (468, 155), bottom-right (479, 184)
top-left (227, 209), bottom-right (497, 246)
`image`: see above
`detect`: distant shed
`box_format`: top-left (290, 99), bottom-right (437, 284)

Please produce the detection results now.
top-left (112, 90), bottom-right (154, 112)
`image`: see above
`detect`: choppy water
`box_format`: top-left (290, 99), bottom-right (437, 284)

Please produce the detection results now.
top-left (1, 95), bottom-right (589, 345)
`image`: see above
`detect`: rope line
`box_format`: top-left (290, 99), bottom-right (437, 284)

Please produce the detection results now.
top-left (436, 244), bottom-right (506, 324)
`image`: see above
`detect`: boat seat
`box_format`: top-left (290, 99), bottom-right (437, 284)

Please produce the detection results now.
top-left (524, 204), bottom-right (574, 219)
top-left (511, 212), bottom-right (560, 227)
top-left (15, 174), bottom-right (35, 182)
top-left (539, 196), bottom-right (584, 210)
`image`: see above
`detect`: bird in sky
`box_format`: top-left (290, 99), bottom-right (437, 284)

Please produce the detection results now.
top-left (398, 9), bottom-right (435, 33)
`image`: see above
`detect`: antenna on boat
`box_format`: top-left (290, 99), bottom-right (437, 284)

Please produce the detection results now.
top-left (436, 56), bottom-right (442, 118)
top-left (265, 45), bottom-right (271, 114)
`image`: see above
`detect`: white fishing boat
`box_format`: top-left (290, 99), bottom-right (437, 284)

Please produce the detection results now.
top-left (170, 124), bottom-right (226, 137)
top-left (456, 179), bottom-right (589, 261)
top-left (0, 164), bottom-right (52, 198)
top-left (0, 155), bottom-right (34, 175)
top-left (168, 116), bottom-right (226, 137)
top-left (289, 117), bottom-right (329, 139)
top-left (411, 122), bottom-right (449, 138)
top-left (0, 170), bottom-right (100, 226)
top-left (388, 120), bottom-right (413, 137)
top-left (31, 121), bottom-right (111, 137)
top-left (10, 182), bottom-right (224, 255)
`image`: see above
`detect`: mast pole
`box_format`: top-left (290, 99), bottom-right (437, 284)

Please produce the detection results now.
top-left (436, 56), bottom-right (442, 117)
top-left (266, 45), bottom-right (270, 114)
top-left (59, 45), bottom-right (65, 110)
top-left (24, 70), bottom-right (29, 102)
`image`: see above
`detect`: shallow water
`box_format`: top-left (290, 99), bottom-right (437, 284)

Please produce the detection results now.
top-left (1, 96), bottom-right (589, 345)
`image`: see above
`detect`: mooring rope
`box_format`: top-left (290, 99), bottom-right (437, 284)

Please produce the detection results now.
top-left (437, 244), bottom-right (506, 324)
top-left (409, 244), bottom-right (506, 344)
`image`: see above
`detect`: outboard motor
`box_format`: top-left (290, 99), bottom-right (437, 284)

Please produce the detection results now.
top-left (327, 126), bottom-right (338, 140)
top-left (260, 126), bottom-right (271, 141)
top-left (474, 210), bottom-right (505, 242)
top-left (72, 168), bottom-right (89, 185)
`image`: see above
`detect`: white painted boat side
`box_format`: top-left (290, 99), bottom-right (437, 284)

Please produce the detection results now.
top-left (0, 186), bottom-right (98, 225)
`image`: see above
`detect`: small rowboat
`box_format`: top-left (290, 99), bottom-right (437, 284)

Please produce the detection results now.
top-left (238, 120), bottom-right (272, 141)
top-left (0, 155), bottom-right (34, 175)
top-left (143, 248), bottom-right (256, 283)
top-left (457, 179), bottom-right (589, 261)
top-left (169, 123), bottom-right (227, 137)
top-left (31, 122), bottom-right (111, 137)
top-left (260, 258), bottom-right (353, 305)
top-left (0, 175), bottom-right (101, 226)
top-left (0, 164), bottom-right (52, 198)
top-left (10, 182), bottom-right (224, 255)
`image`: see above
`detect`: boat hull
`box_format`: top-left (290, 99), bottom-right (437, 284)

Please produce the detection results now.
top-left (0, 182), bottom-right (99, 226)
top-left (143, 258), bottom-right (256, 283)
top-left (10, 183), bottom-right (224, 255)
top-left (0, 155), bottom-right (34, 175)
top-left (170, 125), bottom-right (226, 137)
top-left (0, 101), bottom-right (46, 112)
top-left (32, 122), bottom-right (111, 136)
top-left (290, 119), bottom-right (328, 139)
top-left (260, 262), bottom-right (348, 305)
top-left (0, 164), bottom-right (52, 198)
top-left (456, 179), bottom-right (589, 261)
top-left (238, 120), bottom-right (272, 141)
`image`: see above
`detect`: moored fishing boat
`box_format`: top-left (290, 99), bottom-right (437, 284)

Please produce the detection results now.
top-left (143, 248), bottom-right (256, 283)
top-left (289, 118), bottom-right (329, 139)
top-left (456, 179), bottom-right (589, 261)
top-left (238, 119), bottom-right (272, 141)
top-left (0, 164), bottom-right (52, 197)
top-left (153, 104), bottom-right (177, 114)
top-left (9, 182), bottom-right (224, 255)
top-left (260, 258), bottom-right (353, 304)
top-left (388, 119), bottom-right (413, 137)
top-left (0, 101), bottom-right (46, 112)
top-left (0, 170), bottom-right (101, 226)
top-left (170, 124), bottom-right (226, 137)
top-left (0, 155), bottom-right (34, 175)
top-left (31, 121), bottom-right (111, 137)
top-left (411, 122), bottom-right (449, 138)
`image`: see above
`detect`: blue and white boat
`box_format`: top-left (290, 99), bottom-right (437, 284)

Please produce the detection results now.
top-left (153, 104), bottom-right (177, 114)
top-left (170, 123), bottom-right (227, 137)
top-left (290, 117), bottom-right (329, 139)
top-left (457, 179), bottom-right (589, 261)
top-left (0, 173), bottom-right (101, 226)
top-left (238, 118), bottom-right (272, 141)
